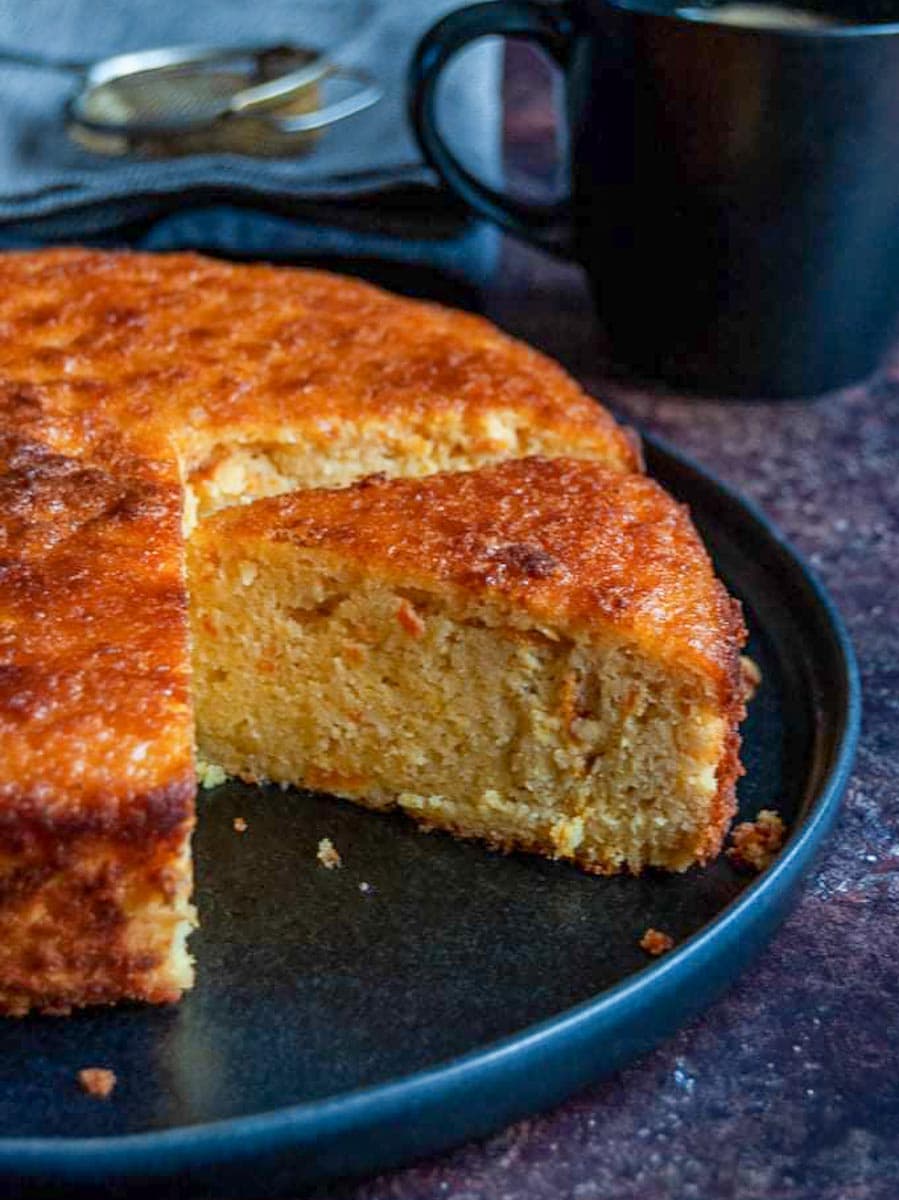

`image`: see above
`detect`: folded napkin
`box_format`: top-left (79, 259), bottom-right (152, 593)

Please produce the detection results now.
top-left (0, 0), bottom-right (502, 280)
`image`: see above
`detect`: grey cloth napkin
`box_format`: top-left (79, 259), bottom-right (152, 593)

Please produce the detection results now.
top-left (0, 0), bottom-right (501, 240)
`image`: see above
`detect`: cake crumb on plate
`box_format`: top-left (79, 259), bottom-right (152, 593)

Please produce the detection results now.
top-left (77, 1067), bottom-right (116, 1098)
top-left (317, 837), bottom-right (342, 869)
top-left (197, 758), bottom-right (227, 789)
top-left (233, 817), bottom-right (248, 833)
top-left (640, 928), bottom-right (674, 956)
top-left (727, 809), bottom-right (785, 872)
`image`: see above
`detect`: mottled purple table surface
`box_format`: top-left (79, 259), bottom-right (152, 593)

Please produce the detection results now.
top-left (306, 47), bottom-right (899, 1200)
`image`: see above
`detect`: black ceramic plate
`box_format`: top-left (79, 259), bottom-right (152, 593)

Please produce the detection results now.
top-left (0, 437), bottom-right (859, 1199)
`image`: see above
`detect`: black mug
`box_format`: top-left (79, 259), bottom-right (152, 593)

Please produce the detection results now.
top-left (410, 0), bottom-right (899, 396)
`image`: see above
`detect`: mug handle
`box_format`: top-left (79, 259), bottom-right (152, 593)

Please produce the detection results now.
top-left (409, 1), bottom-right (576, 259)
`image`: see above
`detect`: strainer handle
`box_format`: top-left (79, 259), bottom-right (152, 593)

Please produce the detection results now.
top-left (261, 66), bottom-right (382, 134)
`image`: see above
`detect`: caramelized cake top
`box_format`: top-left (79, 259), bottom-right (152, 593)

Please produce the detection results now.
top-left (200, 456), bottom-right (747, 703)
top-left (0, 398), bottom-right (193, 830)
top-left (0, 249), bottom-right (639, 474)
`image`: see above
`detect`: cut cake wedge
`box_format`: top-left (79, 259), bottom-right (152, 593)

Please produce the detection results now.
top-left (190, 457), bottom-right (747, 875)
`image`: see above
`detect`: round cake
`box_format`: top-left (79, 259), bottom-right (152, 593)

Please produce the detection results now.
top-left (0, 250), bottom-right (743, 1015)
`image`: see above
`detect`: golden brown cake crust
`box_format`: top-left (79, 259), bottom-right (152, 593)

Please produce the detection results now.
top-left (0, 404), bottom-right (193, 815)
top-left (0, 248), bottom-right (639, 474)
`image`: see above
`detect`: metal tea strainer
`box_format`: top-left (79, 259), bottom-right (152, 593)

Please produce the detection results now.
top-left (0, 41), bottom-right (382, 155)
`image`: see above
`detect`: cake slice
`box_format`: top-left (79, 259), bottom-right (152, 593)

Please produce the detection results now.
top-left (189, 458), bottom-right (747, 874)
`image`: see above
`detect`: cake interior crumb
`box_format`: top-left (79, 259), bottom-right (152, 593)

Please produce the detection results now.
top-left (726, 809), bottom-right (785, 872)
top-left (77, 1067), bottom-right (116, 1098)
top-left (639, 928), bottom-right (674, 956)
top-left (317, 837), bottom-right (342, 869)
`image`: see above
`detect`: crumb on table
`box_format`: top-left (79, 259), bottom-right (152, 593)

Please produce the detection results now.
top-left (233, 816), bottom-right (248, 833)
top-left (358, 881), bottom-right (372, 894)
top-left (639, 928), bottom-right (674, 956)
top-left (77, 1067), bottom-right (116, 1098)
top-left (727, 809), bottom-right (785, 872)
top-left (740, 655), bottom-right (763, 703)
top-left (317, 837), bottom-right (342, 869)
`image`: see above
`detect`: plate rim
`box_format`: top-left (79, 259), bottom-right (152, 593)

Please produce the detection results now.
top-left (0, 432), bottom-right (862, 1178)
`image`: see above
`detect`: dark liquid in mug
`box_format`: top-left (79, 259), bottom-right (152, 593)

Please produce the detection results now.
top-left (676, 0), bottom-right (898, 23)
top-left (677, 2), bottom-right (846, 24)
